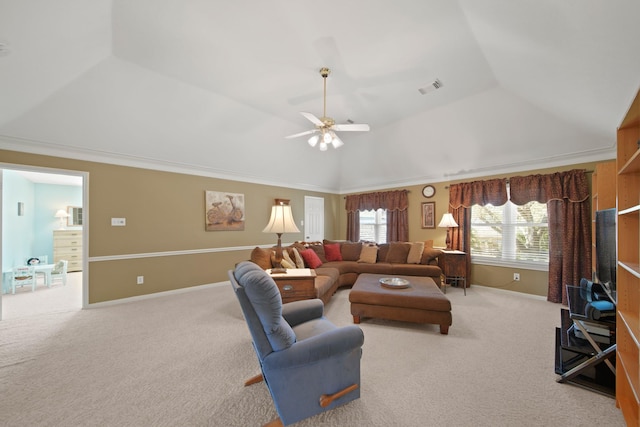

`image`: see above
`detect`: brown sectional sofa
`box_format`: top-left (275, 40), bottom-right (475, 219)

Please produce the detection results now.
top-left (250, 240), bottom-right (443, 305)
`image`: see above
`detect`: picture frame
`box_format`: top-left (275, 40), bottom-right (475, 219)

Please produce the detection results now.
top-left (205, 191), bottom-right (245, 231)
top-left (421, 202), bottom-right (435, 229)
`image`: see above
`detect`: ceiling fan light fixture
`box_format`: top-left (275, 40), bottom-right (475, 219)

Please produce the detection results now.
top-left (308, 134), bottom-right (319, 147)
top-left (285, 67), bottom-right (370, 150)
top-left (323, 131), bottom-right (333, 144)
top-left (331, 133), bottom-right (344, 148)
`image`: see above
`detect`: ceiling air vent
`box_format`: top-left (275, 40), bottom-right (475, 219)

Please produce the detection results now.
top-left (0, 43), bottom-right (10, 57)
top-left (418, 79), bottom-right (442, 95)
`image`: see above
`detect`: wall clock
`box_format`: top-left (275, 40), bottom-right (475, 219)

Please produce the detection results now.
top-left (422, 185), bottom-right (436, 198)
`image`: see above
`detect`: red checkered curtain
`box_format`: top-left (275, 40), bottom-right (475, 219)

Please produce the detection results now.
top-left (510, 169), bottom-right (590, 304)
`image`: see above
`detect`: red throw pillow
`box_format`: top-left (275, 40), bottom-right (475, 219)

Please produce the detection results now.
top-left (324, 243), bottom-right (343, 262)
top-left (300, 248), bottom-right (323, 269)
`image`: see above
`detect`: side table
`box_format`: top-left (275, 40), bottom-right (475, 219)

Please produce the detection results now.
top-left (268, 268), bottom-right (317, 303)
top-left (438, 250), bottom-right (468, 295)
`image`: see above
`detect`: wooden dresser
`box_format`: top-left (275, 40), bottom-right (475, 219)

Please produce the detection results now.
top-left (53, 230), bottom-right (83, 272)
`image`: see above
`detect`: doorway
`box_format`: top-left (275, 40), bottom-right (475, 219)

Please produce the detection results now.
top-left (0, 165), bottom-right (88, 321)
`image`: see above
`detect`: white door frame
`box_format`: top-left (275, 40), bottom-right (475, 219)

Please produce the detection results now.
top-left (0, 163), bottom-right (89, 320)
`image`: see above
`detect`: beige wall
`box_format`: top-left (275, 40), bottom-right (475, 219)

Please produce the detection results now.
top-left (1, 149), bottom-right (339, 303)
top-left (2, 147), bottom-right (608, 301)
top-left (338, 161), bottom-right (604, 296)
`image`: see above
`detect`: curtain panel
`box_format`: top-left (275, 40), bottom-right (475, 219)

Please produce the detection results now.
top-left (510, 169), bottom-right (590, 304)
top-left (447, 170), bottom-right (590, 305)
top-left (345, 190), bottom-right (409, 242)
top-left (448, 179), bottom-right (508, 280)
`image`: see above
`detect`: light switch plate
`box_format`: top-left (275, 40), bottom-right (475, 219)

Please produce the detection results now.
top-left (111, 218), bottom-right (126, 226)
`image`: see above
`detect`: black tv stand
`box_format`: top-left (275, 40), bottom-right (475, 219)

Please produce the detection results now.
top-left (555, 286), bottom-right (616, 397)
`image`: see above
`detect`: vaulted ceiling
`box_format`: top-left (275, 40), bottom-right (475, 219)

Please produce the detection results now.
top-left (1, 0), bottom-right (639, 193)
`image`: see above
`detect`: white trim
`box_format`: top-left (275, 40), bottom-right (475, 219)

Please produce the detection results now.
top-left (88, 243), bottom-right (292, 262)
top-left (471, 256), bottom-right (549, 272)
top-left (472, 284), bottom-right (548, 301)
top-left (0, 135), bottom-right (336, 193)
top-left (87, 280), bottom-right (230, 308)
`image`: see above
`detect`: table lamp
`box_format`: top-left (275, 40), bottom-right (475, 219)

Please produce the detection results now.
top-left (55, 209), bottom-right (70, 230)
top-left (263, 199), bottom-right (300, 273)
top-left (438, 213), bottom-right (458, 250)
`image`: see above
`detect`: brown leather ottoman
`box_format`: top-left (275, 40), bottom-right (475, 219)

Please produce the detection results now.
top-left (349, 273), bottom-right (452, 334)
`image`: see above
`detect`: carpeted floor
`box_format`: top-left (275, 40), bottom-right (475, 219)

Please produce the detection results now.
top-left (0, 280), bottom-right (625, 426)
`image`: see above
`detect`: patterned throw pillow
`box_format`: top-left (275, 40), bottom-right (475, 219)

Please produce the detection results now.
top-left (291, 247), bottom-right (305, 268)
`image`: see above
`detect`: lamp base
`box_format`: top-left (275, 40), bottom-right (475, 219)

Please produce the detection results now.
top-left (270, 267), bottom-right (287, 274)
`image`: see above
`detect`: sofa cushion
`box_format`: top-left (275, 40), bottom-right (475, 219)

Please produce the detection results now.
top-left (358, 245), bottom-right (378, 264)
top-left (421, 247), bottom-right (443, 265)
top-left (377, 244), bottom-right (390, 262)
top-left (324, 243), bottom-right (343, 261)
top-left (407, 242), bottom-right (425, 264)
top-left (385, 242), bottom-right (411, 263)
top-left (251, 247), bottom-right (273, 269)
top-left (309, 244), bottom-right (328, 263)
top-left (300, 248), bottom-right (323, 269)
top-left (341, 242), bottom-right (362, 261)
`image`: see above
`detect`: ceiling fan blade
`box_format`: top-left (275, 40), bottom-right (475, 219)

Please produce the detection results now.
top-left (332, 123), bottom-right (370, 132)
top-left (300, 112), bottom-right (324, 127)
top-left (285, 129), bottom-right (317, 139)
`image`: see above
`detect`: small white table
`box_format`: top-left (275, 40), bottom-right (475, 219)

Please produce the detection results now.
top-left (33, 264), bottom-right (55, 287)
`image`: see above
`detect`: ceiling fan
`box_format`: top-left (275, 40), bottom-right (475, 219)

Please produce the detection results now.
top-left (285, 67), bottom-right (370, 151)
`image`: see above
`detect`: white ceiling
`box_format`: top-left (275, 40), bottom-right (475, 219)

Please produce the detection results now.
top-left (1, 0), bottom-right (638, 193)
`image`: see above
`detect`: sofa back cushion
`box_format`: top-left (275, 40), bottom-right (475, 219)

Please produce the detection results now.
top-left (386, 242), bottom-right (411, 263)
top-left (421, 247), bottom-right (443, 265)
top-left (377, 244), bottom-right (390, 262)
top-left (341, 242), bottom-right (363, 261)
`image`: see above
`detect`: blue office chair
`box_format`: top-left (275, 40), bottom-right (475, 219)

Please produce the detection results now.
top-left (229, 261), bottom-right (364, 426)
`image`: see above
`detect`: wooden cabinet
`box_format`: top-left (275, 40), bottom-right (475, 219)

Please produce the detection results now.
top-left (270, 270), bottom-right (317, 303)
top-left (615, 88), bottom-right (640, 426)
top-left (53, 230), bottom-right (83, 272)
top-left (591, 161), bottom-right (616, 280)
top-left (438, 250), bottom-right (467, 295)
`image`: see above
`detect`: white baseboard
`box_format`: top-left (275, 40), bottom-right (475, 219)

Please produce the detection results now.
top-left (86, 280), bottom-right (230, 309)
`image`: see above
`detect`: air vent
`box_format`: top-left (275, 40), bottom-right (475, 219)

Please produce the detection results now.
top-left (418, 79), bottom-right (443, 95)
top-left (0, 43), bottom-right (10, 57)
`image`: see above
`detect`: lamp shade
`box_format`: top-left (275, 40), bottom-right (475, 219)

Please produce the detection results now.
top-left (438, 213), bottom-right (458, 228)
top-left (262, 204), bottom-right (300, 234)
top-left (55, 209), bottom-right (69, 219)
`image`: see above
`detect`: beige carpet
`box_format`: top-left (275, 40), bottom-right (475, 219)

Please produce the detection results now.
top-left (0, 279), bottom-right (625, 426)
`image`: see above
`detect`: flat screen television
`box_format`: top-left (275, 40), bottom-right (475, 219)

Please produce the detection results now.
top-left (595, 208), bottom-right (616, 303)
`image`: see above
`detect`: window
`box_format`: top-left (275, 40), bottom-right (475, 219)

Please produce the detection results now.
top-left (359, 209), bottom-right (387, 243)
top-left (470, 201), bottom-right (548, 269)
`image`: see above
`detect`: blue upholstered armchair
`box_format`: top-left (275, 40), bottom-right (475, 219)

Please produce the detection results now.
top-left (229, 261), bottom-right (364, 426)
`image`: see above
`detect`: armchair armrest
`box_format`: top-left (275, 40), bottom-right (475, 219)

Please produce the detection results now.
top-left (263, 325), bottom-right (364, 370)
top-left (282, 298), bottom-right (324, 327)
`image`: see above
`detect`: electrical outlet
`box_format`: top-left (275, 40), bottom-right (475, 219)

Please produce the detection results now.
top-left (137, 276), bottom-right (144, 285)
top-left (111, 218), bottom-right (126, 226)
top-left (513, 273), bottom-right (520, 281)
